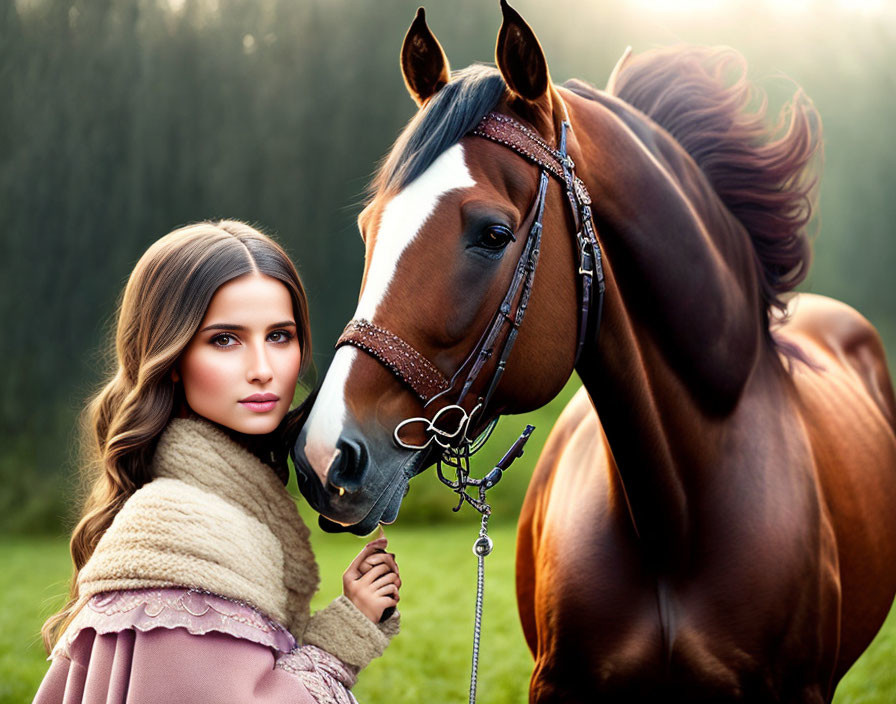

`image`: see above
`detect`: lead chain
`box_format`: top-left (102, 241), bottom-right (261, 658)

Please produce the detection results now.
top-left (432, 425), bottom-right (532, 704)
top-left (470, 506), bottom-right (493, 704)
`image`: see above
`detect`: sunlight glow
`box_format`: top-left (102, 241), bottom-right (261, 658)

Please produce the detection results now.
top-left (632, 0), bottom-right (884, 12)
top-left (631, 0), bottom-right (728, 12)
top-left (763, 0), bottom-right (812, 13)
top-left (837, 0), bottom-right (884, 13)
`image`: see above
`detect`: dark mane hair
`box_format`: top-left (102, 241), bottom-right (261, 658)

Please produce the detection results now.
top-left (606, 45), bottom-right (822, 329)
top-left (370, 64), bottom-right (507, 196)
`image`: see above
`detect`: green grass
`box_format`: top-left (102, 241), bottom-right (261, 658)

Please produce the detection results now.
top-left (3, 526), bottom-right (895, 704)
top-left (312, 521), bottom-right (533, 703)
top-left (0, 537), bottom-right (75, 704)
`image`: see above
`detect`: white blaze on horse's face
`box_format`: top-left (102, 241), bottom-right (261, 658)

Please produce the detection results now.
top-left (301, 143), bottom-right (476, 484)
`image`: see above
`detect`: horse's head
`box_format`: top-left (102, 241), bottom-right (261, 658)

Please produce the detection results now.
top-left (293, 2), bottom-right (595, 534)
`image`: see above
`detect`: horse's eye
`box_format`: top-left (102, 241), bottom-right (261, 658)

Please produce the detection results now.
top-left (477, 224), bottom-right (516, 250)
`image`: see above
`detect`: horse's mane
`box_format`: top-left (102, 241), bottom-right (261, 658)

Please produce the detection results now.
top-left (373, 48), bottom-right (821, 351)
top-left (604, 45), bottom-right (823, 326)
top-left (371, 64), bottom-right (506, 197)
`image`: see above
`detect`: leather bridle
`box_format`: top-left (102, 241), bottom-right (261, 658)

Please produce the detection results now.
top-left (336, 108), bottom-right (605, 455)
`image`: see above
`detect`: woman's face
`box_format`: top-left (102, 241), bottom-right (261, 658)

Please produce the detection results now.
top-left (178, 273), bottom-right (302, 435)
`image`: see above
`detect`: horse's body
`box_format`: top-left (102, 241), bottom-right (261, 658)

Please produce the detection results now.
top-left (291, 5), bottom-right (896, 701)
top-left (518, 291), bottom-right (896, 701)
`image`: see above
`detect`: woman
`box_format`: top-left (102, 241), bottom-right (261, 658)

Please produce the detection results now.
top-left (34, 220), bottom-right (400, 703)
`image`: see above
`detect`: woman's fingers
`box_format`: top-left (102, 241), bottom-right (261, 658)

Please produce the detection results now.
top-left (358, 551), bottom-right (399, 576)
top-left (342, 535), bottom-right (402, 623)
top-left (371, 571), bottom-right (401, 589)
top-left (344, 580), bottom-right (400, 622)
top-left (344, 538), bottom-right (388, 580)
top-left (375, 582), bottom-right (400, 598)
top-left (359, 562), bottom-right (393, 585)
top-left (357, 552), bottom-right (398, 576)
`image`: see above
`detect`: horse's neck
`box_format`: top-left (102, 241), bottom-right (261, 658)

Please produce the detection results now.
top-left (565, 90), bottom-right (768, 567)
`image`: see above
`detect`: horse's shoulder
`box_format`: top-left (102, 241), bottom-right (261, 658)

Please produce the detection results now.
top-left (777, 293), bottom-right (896, 426)
top-left (777, 293), bottom-right (882, 357)
top-left (560, 384), bottom-right (595, 422)
top-left (554, 385), bottom-right (601, 443)
top-left (533, 386), bottom-right (600, 476)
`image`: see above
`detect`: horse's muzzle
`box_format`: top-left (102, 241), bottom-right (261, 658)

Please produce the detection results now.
top-left (291, 421), bottom-right (434, 535)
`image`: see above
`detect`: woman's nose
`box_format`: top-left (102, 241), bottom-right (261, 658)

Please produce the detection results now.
top-left (247, 343), bottom-right (274, 383)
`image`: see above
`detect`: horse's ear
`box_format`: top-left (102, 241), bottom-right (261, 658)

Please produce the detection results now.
top-left (401, 7), bottom-right (451, 107)
top-left (495, 0), bottom-right (550, 102)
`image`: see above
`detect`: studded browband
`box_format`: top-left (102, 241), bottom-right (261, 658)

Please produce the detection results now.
top-left (471, 112), bottom-right (592, 209)
top-left (337, 110), bottom-right (605, 409)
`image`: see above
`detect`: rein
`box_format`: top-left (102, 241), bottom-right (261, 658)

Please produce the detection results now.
top-left (335, 109), bottom-right (605, 702)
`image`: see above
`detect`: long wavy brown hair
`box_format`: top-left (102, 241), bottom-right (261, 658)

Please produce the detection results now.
top-left (41, 220), bottom-right (312, 653)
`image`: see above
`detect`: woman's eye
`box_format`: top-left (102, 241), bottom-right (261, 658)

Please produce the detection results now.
top-left (211, 334), bottom-right (238, 347)
top-left (268, 330), bottom-right (294, 344)
top-left (477, 224), bottom-right (516, 250)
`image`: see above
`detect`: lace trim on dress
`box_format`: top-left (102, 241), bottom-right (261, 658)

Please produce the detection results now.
top-left (276, 645), bottom-right (360, 704)
top-left (51, 587), bottom-right (296, 660)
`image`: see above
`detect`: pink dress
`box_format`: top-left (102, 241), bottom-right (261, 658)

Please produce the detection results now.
top-left (33, 587), bottom-right (359, 704)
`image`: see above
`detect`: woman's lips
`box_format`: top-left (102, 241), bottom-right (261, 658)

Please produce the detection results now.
top-left (240, 400), bottom-right (278, 412)
top-left (239, 393), bottom-right (279, 413)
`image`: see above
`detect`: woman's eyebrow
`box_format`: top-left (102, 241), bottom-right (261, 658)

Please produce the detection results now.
top-left (199, 323), bottom-right (247, 333)
top-left (199, 321), bottom-right (296, 333)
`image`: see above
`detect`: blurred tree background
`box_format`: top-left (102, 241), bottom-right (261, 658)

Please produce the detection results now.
top-left (1, 0), bottom-right (894, 537)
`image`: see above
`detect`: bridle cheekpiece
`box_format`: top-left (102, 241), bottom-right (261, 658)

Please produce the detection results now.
top-left (335, 108), bottom-right (605, 510)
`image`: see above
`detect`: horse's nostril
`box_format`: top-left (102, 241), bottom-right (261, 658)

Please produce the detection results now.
top-left (328, 437), bottom-right (367, 492)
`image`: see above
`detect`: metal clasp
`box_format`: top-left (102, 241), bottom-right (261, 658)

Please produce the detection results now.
top-left (577, 234), bottom-right (595, 276)
top-left (393, 403), bottom-right (483, 451)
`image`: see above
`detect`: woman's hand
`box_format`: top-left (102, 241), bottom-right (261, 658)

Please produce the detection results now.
top-left (343, 537), bottom-right (401, 623)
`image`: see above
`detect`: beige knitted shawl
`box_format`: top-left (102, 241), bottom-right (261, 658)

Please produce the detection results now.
top-left (76, 417), bottom-right (319, 640)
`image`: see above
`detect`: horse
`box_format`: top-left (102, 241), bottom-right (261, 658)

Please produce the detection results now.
top-left (291, 3), bottom-right (896, 701)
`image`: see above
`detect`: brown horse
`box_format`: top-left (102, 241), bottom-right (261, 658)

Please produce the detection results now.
top-left (291, 3), bottom-right (896, 701)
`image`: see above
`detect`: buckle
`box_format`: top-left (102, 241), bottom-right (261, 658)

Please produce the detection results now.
top-left (577, 234), bottom-right (594, 276)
